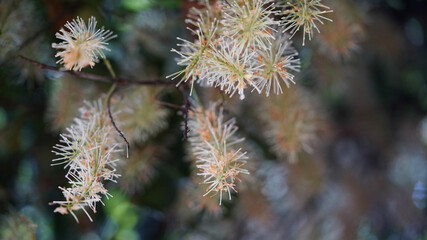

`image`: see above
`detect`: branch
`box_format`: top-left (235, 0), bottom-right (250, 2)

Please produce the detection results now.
top-left (107, 87), bottom-right (130, 158)
top-left (19, 55), bottom-right (174, 86)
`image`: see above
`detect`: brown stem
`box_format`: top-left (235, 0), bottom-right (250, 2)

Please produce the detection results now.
top-left (107, 87), bottom-right (130, 158)
top-left (19, 55), bottom-right (174, 86)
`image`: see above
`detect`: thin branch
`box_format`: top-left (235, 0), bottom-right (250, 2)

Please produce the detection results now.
top-left (19, 55), bottom-right (174, 86)
top-left (107, 87), bottom-right (130, 158)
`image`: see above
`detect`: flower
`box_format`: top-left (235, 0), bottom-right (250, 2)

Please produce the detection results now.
top-left (169, 0), bottom-right (328, 100)
top-left (46, 74), bottom-right (101, 131)
top-left (204, 39), bottom-right (261, 100)
top-left (52, 16), bottom-right (116, 71)
top-left (283, 0), bottom-right (333, 46)
top-left (261, 89), bottom-right (321, 162)
top-left (188, 102), bottom-right (250, 205)
top-left (317, 3), bottom-right (362, 59)
top-left (168, 21), bottom-right (218, 92)
top-left (50, 99), bottom-right (122, 222)
top-left (221, 0), bottom-right (279, 51)
top-left (115, 86), bottom-right (169, 143)
top-left (254, 31), bottom-right (300, 96)
top-left (186, 0), bottom-right (224, 35)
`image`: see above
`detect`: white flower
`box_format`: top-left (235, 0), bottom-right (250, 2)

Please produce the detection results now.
top-left (115, 87), bottom-right (169, 143)
top-left (254, 31), bottom-right (300, 96)
top-left (221, 0), bottom-right (279, 51)
top-left (167, 21), bottom-right (217, 92)
top-left (52, 16), bottom-right (116, 71)
top-left (50, 99), bottom-right (122, 222)
top-left (260, 89), bottom-right (320, 162)
top-left (188, 102), bottom-right (249, 205)
top-left (204, 39), bottom-right (262, 100)
top-left (186, 0), bottom-right (224, 35)
top-left (283, 0), bottom-right (333, 46)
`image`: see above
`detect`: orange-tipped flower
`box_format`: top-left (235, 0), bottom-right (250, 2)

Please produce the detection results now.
top-left (188, 102), bottom-right (250, 204)
top-left (50, 99), bottom-right (123, 222)
top-left (52, 16), bottom-right (116, 71)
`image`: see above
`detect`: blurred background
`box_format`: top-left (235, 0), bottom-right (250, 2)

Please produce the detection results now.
top-left (1, 0), bottom-right (427, 239)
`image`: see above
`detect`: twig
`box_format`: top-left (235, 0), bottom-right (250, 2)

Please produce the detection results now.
top-left (19, 55), bottom-right (174, 86)
top-left (107, 87), bottom-right (130, 158)
top-left (102, 59), bottom-right (130, 158)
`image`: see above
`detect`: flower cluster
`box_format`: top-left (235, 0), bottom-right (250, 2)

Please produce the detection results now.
top-left (316, 1), bottom-right (363, 59)
top-left (47, 75), bottom-right (101, 131)
top-left (261, 89), bottom-right (321, 162)
top-left (52, 16), bottom-right (116, 71)
top-left (221, 0), bottom-right (279, 51)
top-left (255, 31), bottom-right (300, 96)
top-left (170, 0), bottom-right (311, 99)
top-left (188, 102), bottom-right (249, 204)
top-left (115, 87), bottom-right (169, 143)
top-left (50, 99), bottom-right (123, 222)
top-left (283, 0), bottom-right (333, 46)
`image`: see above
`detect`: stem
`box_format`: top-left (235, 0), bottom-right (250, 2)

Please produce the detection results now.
top-left (104, 83), bottom-right (117, 109)
top-left (103, 59), bottom-right (117, 110)
top-left (108, 90), bottom-right (130, 158)
top-left (102, 59), bottom-right (130, 157)
top-left (19, 55), bottom-right (174, 86)
top-left (104, 58), bottom-right (116, 78)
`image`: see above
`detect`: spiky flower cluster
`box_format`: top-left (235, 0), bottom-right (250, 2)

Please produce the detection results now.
top-left (50, 99), bottom-right (122, 222)
top-left (170, 0), bottom-right (308, 99)
top-left (262, 89), bottom-right (321, 162)
top-left (188, 102), bottom-right (249, 204)
top-left (221, 0), bottom-right (279, 51)
top-left (255, 31), bottom-right (300, 96)
top-left (47, 75), bottom-right (101, 131)
top-left (52, 16), bottom-right (116, 71)
top-left (283, 0), bottom-right (333, 46)
top-left (316, 2), bottom-right (362, 59)
top-left (115, 87), bottom-right (169, 143)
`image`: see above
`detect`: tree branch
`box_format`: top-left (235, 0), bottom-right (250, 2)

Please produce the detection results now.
top-left (19, 55), bottom-right (174, 86)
